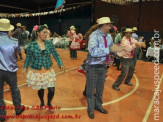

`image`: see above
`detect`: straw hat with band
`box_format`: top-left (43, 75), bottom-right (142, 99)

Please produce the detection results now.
top-left (70, 26), bottom-right (75, 30)
top-left (132, 27), bottom-right (137, 31)
top-left (96, 17), bottom-right (113, 25)
top-left (44, 24), bottom-right (48, 28)
top-left (124, 28), bottom-right (134, 33)
top-left (0, 18), bottom-right (14, 31)
top-left (151, 37), bottom-right (154, 40)
top-left (16, 23), bottom-right (22, 27)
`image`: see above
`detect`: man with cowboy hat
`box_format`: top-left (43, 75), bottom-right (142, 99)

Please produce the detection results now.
top-left (0, 18), bottom-right (25, 121)
top-left (13, 22), bottom-right (23, 60)
top-left (85, 17), bottom-right (113, 119)
top-left (112, 28), bottom-right (146, 91)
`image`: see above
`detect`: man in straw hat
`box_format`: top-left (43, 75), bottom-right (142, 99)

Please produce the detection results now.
top-left (0, 18), bottom-right (25, 122)
top-left (13, 22), bottom-right (23, 60)
top-left (85, 17), bottom-right (114, 119)
top-left (112, 28), bottom-right (146, 91)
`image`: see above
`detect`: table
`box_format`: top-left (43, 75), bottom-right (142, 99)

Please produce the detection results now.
top-left (146, 47), bottom-right (163, 62)
top-left (146, 47), bottom-right (160, 57)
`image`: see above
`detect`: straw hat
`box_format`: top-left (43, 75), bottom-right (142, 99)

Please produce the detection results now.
top-left (16, 23), bottom-right (22, 27)
top-left (132, 27), bottom-right (137, 31)
top-left (151, 37), bottom-right (154, 40)
top-left (0, 18), bottom-right (14, 31)
top-left (44, 24), bottom-right (48, 28)
top-left (124, 28), bottom-right (134, 33)
top-left (96, 17), bottom-right (113, 25)
top-left (70, 26), bottom-right (75, 30)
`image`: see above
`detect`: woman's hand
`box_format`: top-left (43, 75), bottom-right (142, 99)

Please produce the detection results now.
top-left (60, 65), bottom-right (65, 72)
top-left (22, 68), bottom-right (27, 75)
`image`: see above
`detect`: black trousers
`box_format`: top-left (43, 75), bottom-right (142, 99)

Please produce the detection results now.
top-left (0, 69), bottom-right (22, 117)
top-left (71, 50), bottom-right (77, 59)
top-left (69, 41), bottom-right (73, 58)
top-left (116, 58), bottom-right (120, 69)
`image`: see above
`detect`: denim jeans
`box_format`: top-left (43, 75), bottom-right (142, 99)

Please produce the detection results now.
top-left (0, 69), bottom-right (22, 118)
top-left (113, 58), bottom-right (135, 87)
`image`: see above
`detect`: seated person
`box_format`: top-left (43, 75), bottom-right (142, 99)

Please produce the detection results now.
top-left (149, 37), bottom-right (154, 47)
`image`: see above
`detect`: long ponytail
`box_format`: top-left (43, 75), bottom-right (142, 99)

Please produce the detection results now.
top-left (85, 24), bottom-right (99, 47)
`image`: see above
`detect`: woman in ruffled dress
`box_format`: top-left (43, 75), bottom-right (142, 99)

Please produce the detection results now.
top-left (67, 26), bottom-right (83, 59)
top-left (22, 25), bottom-right (64, 112)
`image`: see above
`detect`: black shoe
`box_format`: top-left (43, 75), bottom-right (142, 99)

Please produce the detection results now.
top-left (117, 67), bottom-right (121, 71)
top-left (95, 107), bottom-right (108, 114)
top-left (47, 104), bottom-right (54, 113)
top-left (88, 111), bottom-right (94, 119)
top-left (40, 102), bottom-right (45, 109)
top-left (117, 66), bottom-right (120, 70)
top-left (112, 85), bottom-right (120, 91)
top-left (124, 82), bottom-right (133, 86)
top-left (16, 105), bottom-right (25, 115)
top-left (83, 91), bottom-right (86, 96)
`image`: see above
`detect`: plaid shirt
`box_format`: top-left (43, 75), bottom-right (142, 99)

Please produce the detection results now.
top-left (12, 27), bottom-right (23, 45)
top-left (24, 40), bottom-right (63, 70)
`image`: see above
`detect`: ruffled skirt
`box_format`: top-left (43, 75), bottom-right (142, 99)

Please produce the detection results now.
top-left (26, 68), bottom-right (56, 90)
top-left (70, 41), bottom-right (80, 50)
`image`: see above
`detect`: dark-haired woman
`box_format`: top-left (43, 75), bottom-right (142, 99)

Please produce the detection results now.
top-left (22, 25), bottom-right (64, 112)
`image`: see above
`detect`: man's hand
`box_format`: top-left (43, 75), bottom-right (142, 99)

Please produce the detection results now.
top-left (142, 42), bottom-right (146, 48)
top-left (139, 36), bottom-right (144, 40)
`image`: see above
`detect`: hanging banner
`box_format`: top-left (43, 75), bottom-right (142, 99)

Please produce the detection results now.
top-left (0, 2), bottom-right (91, 18)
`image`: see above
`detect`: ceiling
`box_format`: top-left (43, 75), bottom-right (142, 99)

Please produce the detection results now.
top-left (0, 0), bottom-right (162, 13)
top-left (0, 0), bottom-right (90, 13)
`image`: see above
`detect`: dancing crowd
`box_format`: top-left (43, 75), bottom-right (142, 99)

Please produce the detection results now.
top-left (0, 16), bottom-right (162, 121)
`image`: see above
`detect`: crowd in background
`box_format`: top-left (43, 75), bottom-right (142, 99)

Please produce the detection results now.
top-left (7, 22), bottom-right (163, 65)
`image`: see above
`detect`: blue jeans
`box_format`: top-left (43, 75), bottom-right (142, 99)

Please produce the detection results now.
top-left (0, 69), bottom-right (22, 118)
top-left (113, 58), bottom-right (135, 87)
